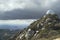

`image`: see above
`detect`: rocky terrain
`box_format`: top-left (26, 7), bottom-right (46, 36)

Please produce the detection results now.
top-left (9, 10), bottom-right (60, 40)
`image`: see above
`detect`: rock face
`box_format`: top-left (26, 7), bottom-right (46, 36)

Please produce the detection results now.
top-left (9, 10), bottom-right (60, 40)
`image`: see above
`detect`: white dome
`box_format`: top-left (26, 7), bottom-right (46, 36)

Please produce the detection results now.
top-left (46, 10), bottom-right (55, 14)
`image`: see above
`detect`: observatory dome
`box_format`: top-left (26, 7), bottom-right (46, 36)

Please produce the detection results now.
top-left (46, 10), bottom-right (55, 15)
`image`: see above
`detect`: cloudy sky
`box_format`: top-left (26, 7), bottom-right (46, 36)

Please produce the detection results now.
top-left (0, 0), bottom-right (60, 19)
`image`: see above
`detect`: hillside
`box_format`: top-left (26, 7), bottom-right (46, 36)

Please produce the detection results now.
top-left (9, 10), bottom-right (60, 40)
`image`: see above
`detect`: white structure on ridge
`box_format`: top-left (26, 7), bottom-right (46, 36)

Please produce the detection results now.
top-left (46, 10), bottom-right (55, 15)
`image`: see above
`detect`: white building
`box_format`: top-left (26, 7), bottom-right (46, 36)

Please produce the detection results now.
top-left (46, 10), bottom-right (55, 15)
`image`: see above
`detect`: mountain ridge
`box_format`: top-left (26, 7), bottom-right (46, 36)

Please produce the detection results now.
top-left (8, 10), bottom-right (60, 40)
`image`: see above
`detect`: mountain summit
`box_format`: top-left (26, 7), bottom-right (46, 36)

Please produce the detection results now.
top-left (9, 10), bottom-right (60, 40)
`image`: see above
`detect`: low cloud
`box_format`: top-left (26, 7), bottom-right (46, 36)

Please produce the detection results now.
top-left (0, 19), bottom-right (36, 25)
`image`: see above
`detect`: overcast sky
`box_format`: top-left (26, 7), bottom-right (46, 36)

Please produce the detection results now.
top-left (0, 0), bottom-right (60, 19)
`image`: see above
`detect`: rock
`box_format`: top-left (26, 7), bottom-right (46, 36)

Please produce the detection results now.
top-left (54, 38), bottom-right (60, 40)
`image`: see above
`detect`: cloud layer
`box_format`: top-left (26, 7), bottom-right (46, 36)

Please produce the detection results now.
top-left (0, 19), bottom-right (36, 25)
top-left (0, 0), bottom-right (38, 11)
top-left (0, 19), bottom-right (36, 30)
top-left (0, 0), bottom-right (58, 11)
